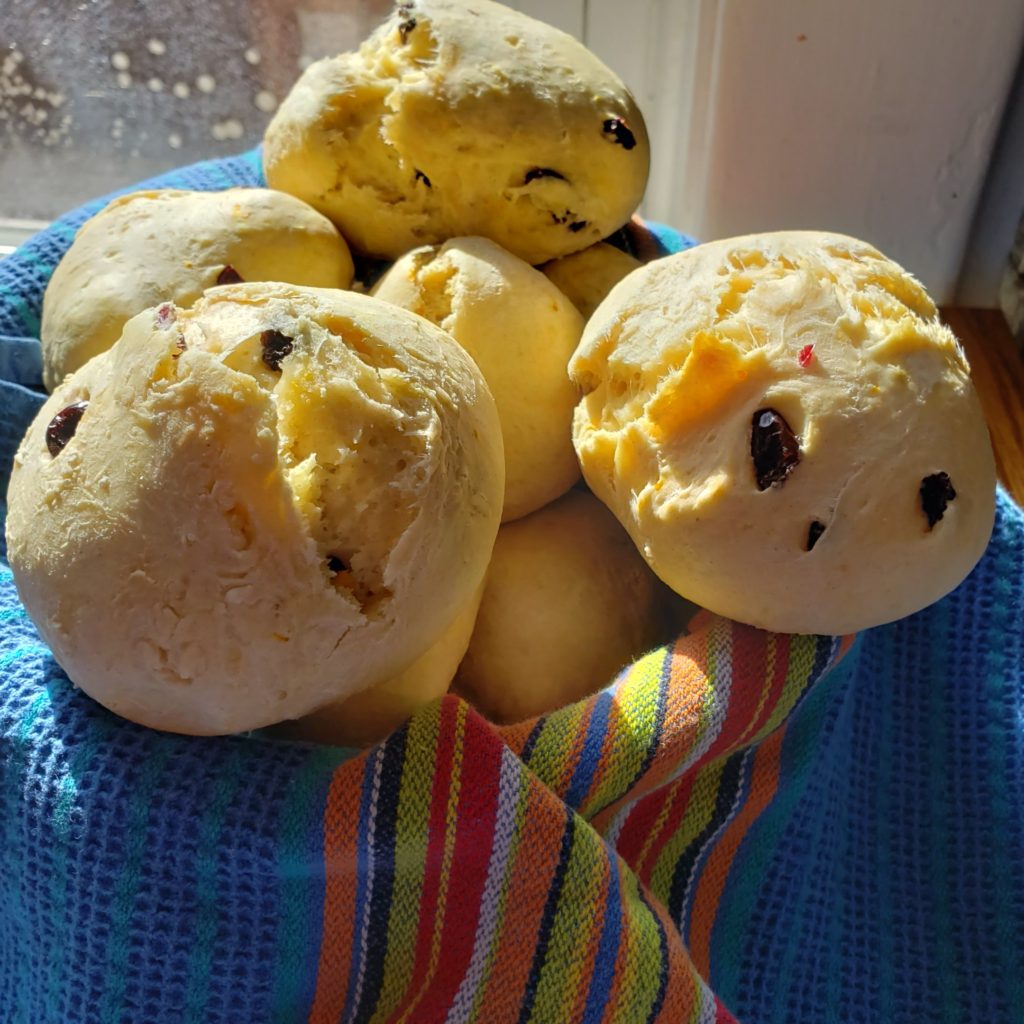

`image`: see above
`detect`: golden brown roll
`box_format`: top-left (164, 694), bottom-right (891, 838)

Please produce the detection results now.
top-left (570, 231), bottom-right (997, 634)
top-left (40, 188), bottom-right (354, 390)
top-left (264, 0), bottom-right (650, 264)
top-left (8, 284), bottom-right (504, 735)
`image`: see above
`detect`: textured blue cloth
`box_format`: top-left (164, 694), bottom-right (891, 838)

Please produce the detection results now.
top-left (1, 150), bottom-right (1022, 1024)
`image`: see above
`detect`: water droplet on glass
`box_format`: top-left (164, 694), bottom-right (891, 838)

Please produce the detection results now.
top-left (211, 117), bottom-right (244, 141)
top-left (168, 131), bottom-right (182, 149)
top-left (172, 81), bottom-right (190, 99)
top-left (244, 47), bottom-right (261, 65)
top-left (254, 90), bottom-right (277, 113)
top-left (196, 74), bottom-right (216, 94)
top-left (111, 51), bottom-right (130, 71)
top-left (147, 77), bottom-right (164, 92)
top-left (116, 71), bottom-right (132, 89)
top-left (147, 38), bottom-right (167, 56)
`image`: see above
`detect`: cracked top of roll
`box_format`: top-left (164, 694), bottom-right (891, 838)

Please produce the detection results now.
top-left (373, 235), bottom-right (583, 521)
top-left (570, 231), bottom-right (997, 635)
top-left (263, 0), bottom-right (650, 264)
top-left (6, 283), bottom-right (504, 735)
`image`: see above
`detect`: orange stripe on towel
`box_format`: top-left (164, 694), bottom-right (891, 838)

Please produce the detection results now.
top-left (308, 756), bottom-right (369, 1023)
top-left (686, 726), bottom-right (786, 979)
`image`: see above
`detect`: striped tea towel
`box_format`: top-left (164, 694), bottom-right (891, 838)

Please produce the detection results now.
top-left (0, 151), bottom-right (1022, 1023)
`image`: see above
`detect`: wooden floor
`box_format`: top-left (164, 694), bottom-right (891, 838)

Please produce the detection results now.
top-left (942, 308), bottom-right (1024, 506)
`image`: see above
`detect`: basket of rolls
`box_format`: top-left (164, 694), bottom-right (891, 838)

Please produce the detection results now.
top-left (1, 2), bottom-right (1018, 1022)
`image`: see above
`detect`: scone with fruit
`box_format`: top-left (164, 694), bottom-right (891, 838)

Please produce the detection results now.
top-left (7, 284), bottom-right (503, 735)
top-left (264, 0), bottom-right (650, 264)
top-left (455, 490), bottom-right (673, 722)
top-left (541, 241), bottom-right (642, 321)
top-left (41, 188), bottom-right (354, 391)
top-left (374, 235), bottom-right (582, 521)
top-left (276, 583), bottom-right (484, 747)
top-left (570, 231), bottom-right (997, 634)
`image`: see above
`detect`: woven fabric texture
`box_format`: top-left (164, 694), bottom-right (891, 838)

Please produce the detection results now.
top-left (1, 151), bottom-right (1022, 1024)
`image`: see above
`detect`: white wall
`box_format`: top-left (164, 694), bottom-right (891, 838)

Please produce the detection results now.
top-left (509, 0), bottom-right (584, 39)
top-left (512, 0), bottom-right (1024, 305)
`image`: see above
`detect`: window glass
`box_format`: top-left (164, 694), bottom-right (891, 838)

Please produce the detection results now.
top-left (0, 0), bottom-right (393, 222)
